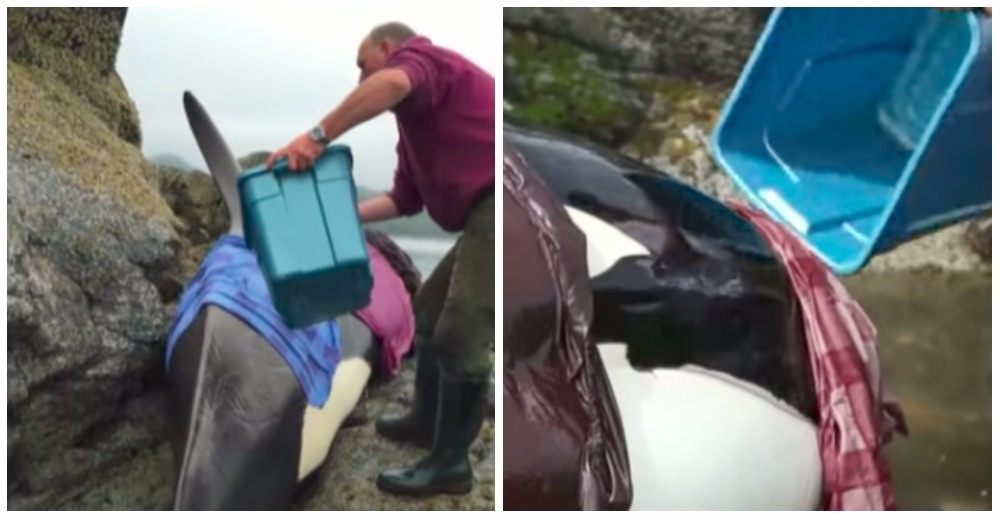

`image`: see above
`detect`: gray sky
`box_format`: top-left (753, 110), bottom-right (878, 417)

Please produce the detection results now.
top-left (117, 5), bottom-right (497, 190)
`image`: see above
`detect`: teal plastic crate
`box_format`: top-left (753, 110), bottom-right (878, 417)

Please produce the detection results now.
top-left (239, 145), bottom-right (373, 329)
top-left (712, 8), bottom-right (991, 275)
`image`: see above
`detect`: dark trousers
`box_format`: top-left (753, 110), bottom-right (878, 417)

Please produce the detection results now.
top-left (413, 194), bottom-right (494, 379)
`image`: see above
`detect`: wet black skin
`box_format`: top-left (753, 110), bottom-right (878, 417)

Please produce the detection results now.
top-left (504, 119), bottom-right (818, 423)
top-left (166, 308), bottom-right (379, 511)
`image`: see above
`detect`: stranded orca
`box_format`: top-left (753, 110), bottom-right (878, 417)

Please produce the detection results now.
top-left (165, 92), bottom-right (416, 510)
top-left (503, 120), bottom-right (823, 510)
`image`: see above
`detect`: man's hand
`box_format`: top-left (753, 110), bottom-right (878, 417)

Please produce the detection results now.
top-left (266, 132), bottom-right (325, 172)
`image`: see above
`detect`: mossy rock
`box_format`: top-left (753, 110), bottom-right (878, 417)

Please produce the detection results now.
top-left (8, 7), bottom-right (140, 145)
top-left (622, 78), bottom-right (728, 161)
top-left (503, 7), bottom-right (770, 148)
top-left (504, 7), bottom-right (771, 85)
top-left (8, 61), bottom-right (174, 230)
top-left (504, 30), bottom-right (650, 147)
top-left (157, 166), bottom-right (229, 247)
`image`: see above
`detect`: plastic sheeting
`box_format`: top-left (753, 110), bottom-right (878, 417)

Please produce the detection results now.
top-left (502, 145), bottom-right (633, 511)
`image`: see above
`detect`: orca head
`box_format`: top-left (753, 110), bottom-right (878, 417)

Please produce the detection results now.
top-left (182, 91), bottom-right (244, 236)
top-left (571, 203), bottom-right (779, 367)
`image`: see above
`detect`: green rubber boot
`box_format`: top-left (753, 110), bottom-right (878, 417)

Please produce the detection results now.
top-left (374, 347), bottom-right (440, 449)
top-left (376, 371), bottom-right (488, 497)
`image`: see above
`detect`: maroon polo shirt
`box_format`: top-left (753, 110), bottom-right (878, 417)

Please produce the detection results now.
top-left (384, 36), bottom-right (495, 233)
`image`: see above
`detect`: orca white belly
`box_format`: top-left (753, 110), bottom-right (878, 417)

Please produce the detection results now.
top-left (597, 342), bottom-right (823, 511)
top-left (298, 358), bottom-right (372, 480)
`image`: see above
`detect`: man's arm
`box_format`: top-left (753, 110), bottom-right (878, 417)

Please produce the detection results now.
top-left (358, 194), bottom-right (401, 223)
top-left (265, 68), bottom-right (413, 171)
top-left (359, 158), bottom-right (424, 224)
top-left (318, 68), bottom-right (412, 143)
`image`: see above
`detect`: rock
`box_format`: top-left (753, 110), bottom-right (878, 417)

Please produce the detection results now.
top-left (7, 150), bottom-right (180, 510)
top-left (156, 165), bottom-right (228, 278)
top-left (7, 7), bottom-right (183, 509)
top-left (504, 7), bottom-right (771, 84)
top-left (156, 149), bottom-right (276, 245)
top-left (503, 7), bottom-right (771, 146)
top-left (8, 8), bottom-right (141, 146)
top-left (504, 28), bottom-right (650, 147)
top-left (157, 167), bottom-right (228, 247)
top-left (966, 219), bottom-right (991, 262)
top-left (155, 150), bottom-right (276, 276)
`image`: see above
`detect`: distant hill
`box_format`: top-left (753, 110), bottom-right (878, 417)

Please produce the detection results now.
top-left (238, 151), bottom-right (271, 171)
top-left (148, 153), bottom-right (195, 171)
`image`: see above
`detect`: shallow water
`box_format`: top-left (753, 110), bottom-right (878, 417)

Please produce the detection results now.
top-left (843, 270), bottom-right (991, 511)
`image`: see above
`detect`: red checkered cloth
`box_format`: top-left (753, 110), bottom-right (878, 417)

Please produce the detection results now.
top-left (728, 202), bottom-right (909, 512)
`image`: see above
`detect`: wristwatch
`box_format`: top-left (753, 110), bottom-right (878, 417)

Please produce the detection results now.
top-left (309, 125), bottom-right (331, 146)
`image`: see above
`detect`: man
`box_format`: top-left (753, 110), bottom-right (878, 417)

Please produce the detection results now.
top-left (266, 22), bottom-right (494, 497)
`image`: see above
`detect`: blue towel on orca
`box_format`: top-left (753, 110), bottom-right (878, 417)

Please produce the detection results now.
top-left (165, 234), bottom-right (341, 408)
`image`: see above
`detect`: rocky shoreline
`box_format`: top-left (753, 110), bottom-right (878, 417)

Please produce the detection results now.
top-left (56, 354), bottom-right (496, 511)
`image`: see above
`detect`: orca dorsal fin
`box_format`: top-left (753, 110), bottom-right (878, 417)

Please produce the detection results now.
top-left (183, 91), bottom-right (243, 236)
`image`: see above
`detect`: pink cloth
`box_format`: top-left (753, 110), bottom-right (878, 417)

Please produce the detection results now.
top-left (354, 244), bottom-right (415, 377)
top-left (729, 202), bottom-right (909, 512)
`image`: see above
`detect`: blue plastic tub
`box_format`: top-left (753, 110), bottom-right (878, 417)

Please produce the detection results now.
top-left (712, 8), bottom-right (991, 275)
top-left (239, 145), bottom-right (373, 328)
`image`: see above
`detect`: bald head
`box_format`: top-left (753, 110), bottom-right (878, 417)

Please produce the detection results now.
top-left (356, 21), bottom-right (418, 82)
top-left (368, 22), bottom-right (416, 45)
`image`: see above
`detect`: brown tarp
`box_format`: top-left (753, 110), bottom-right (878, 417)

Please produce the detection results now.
top-left (502, 145), bottom-right (633, 511)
